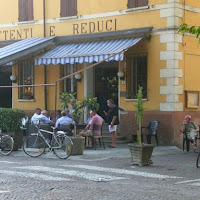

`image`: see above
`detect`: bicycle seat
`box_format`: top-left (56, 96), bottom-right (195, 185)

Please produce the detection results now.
top-left (57, 131), bottom-right (66, 135)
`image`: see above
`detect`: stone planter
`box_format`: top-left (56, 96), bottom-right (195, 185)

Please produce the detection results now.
top-left (70, 136), bottom-right (85, 155)
top-left (3, 130), bottom-right (23, 151)
top-left (128, 143), bottom-right (155, 166)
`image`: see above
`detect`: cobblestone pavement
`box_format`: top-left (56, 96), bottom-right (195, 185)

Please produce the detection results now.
top-left (0, 146), bottom-right (200, 200)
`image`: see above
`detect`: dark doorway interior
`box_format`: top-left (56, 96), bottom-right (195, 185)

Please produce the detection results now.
top-left (95, 61), bottom-right (118, 121)
top-left (0, 72), bottom-right (12, 108)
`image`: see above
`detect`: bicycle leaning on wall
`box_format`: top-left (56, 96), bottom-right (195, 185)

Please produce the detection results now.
top-left (0, 130), bottom-right (14, 155)
top-left (23, 124), bottom-right (73, 159)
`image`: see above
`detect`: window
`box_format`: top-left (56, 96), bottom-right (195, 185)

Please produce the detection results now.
top-left (60, 64), bottom-right (77, 94)
top-left (128, 0), bottom-right (148, 9)
top-left (18, 61), bottom-right (34, 100)
top-left (126, 56), bottom-right (147, 99)
top-left (18, 0), bottom-right (33, 22)
top-left (60, 0), bottom-right (77, 17)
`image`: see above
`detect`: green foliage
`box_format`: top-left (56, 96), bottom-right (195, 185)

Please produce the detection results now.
top-left (0, 108), bottom-right (26, 132)
top-left (178, 23), bottom-right (200, 42)
top-left (134, 87), bottom-right (144, 145)
top-left (60, 92), bottom-right (76, 110)
top-left (60, 92), bottom-right (100, 123)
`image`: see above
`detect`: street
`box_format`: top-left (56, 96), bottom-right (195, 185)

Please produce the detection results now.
top-left (0, 145), bottom-right (200, 200)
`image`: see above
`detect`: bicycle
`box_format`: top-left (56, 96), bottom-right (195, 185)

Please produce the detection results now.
top-left (0, 133), bottom-right (14, 155)
top-left (23, 124), bottom-right (73, 159)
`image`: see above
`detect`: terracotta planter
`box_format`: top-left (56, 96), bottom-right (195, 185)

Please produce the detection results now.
top-left (70, 136), bottom-right (85, 155)
top-left (3, 131), bottom-right (23, 151)
top-left (128, 143), bottom-right (155, 166)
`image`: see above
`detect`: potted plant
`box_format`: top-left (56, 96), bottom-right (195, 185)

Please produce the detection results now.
top-left (128, 87), bottom-right (154, 166)
top-left (60, 92), bottom-right (99, 155)
top-left (0, 108), bottom-right (26, 151)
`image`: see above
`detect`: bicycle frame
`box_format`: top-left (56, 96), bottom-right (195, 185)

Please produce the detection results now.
top-left (32, 125), bottom-right (63, 150)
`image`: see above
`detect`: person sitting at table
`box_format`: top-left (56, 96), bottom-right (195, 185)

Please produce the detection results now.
top-left (52, 110), bottom-right (61, 123)
top-left (180, 115), bottom-right (198, 152)
top-left (55, 110), bottom-right (74, 135)
top-left (79, 110), bottom-right (104, 148)
top-left (31, 108), bottom-right (41, 124)
top-left (36, 110), bottom-right (55, 125)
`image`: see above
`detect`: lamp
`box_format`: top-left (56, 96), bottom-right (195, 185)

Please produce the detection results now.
top-left (117, 71), bottom-right (125, 80)
top-left (75, 73), bottom-right (81, 81)
top-left (10, 75), bottom-right (17, 82)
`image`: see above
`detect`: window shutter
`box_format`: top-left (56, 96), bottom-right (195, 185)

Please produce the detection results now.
top-left (18, 0), bottom-right (26, 21)
top-left (128, 0), bottom-right (136, 9)
top-left (69, 0), bottom-right (77, 16)
top-left (137, 0), bottom-right (148, 7)
top-left (61, 0), bottom-right (77, 17)
top-left (60, 0), bottom-right (67, 17)
top-left (27, 0), bottom-right (33, 21)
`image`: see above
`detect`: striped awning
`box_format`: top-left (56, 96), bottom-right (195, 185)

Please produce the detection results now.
top-left (0, 37), bottom-right (55, 66)
top-left (35, 37), bottom-right (143, 65)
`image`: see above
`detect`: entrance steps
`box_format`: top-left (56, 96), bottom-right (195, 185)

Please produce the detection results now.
top-left (102, 123), bottom-right (131, 144)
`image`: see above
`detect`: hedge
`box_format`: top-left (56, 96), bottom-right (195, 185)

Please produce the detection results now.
top-left (0, 108), bottom-right (26, 132)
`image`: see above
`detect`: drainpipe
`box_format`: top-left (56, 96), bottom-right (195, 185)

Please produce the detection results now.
top-left (43, 0), bottom-right (46, 37)
top-left (43, 0), bottom-right (47, 110)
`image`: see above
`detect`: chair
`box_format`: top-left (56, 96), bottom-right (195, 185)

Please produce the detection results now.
top-left (57, 124), bottom-right (73, 136)
top-left (141, 120), bottom-right (159, 146)
top-left (89, 123), bottom-right (105, 150)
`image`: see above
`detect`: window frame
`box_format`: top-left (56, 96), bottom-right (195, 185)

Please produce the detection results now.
top-left (18, 61), bottom-right (34, 100)
top-left (60, 64), bottom-right (78, 95)
top-left (126, 55), bottom-right (148, 100)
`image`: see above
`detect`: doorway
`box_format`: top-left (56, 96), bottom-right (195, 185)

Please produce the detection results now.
top-left (0, 72), bottom-right (12, 108)
top-left (95, 61), bottom-right (118, 121)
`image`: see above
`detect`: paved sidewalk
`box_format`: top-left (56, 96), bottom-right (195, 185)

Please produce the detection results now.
top-left (11, 144), bottom-right (182, 161)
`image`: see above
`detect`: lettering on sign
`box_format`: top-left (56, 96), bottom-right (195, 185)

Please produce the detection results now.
top-left (0, 28), bottom-right (33, 40)
top-left (73, 19), bottom-right (117, 35)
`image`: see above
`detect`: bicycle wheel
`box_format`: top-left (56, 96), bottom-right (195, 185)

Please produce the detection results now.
top-left (0, 135), bottom-right (14, 155)
top-left (196, 152), bottom-right (200, 168)
top-left (54, 135), bottom-right (73, 159)
top-left (23, 135), bottom-right (45, 157)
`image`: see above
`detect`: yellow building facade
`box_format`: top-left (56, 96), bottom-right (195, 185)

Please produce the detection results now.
top-left (0, 0), bottom-right (200, 145)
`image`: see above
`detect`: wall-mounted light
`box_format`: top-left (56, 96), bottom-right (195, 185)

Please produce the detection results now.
top-left (117, 71), bottom-right (125, 80)
top-left (10, 75), bottom-right (17, 83)
top-left (75, 73), bottom-right (81, 81)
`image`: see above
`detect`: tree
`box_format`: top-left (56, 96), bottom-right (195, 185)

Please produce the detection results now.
top-left (178, 23), bottom-right (200, 42)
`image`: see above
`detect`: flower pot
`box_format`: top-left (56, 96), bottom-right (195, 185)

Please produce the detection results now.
top-left (128, 143), bottom-right (155, 166)
top-left (70, 136), bottom-right (85, 155)
top-left (3, 131), bottom-right (23, 151)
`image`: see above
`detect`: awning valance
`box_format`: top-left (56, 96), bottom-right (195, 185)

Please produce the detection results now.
top-left (0, 37), bottom-right (55, 66)
top-left (35, 37), bottom-right (143, 65)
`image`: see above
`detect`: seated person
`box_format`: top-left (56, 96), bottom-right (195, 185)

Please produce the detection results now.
top-left (52, 110), bottom-right (61, 123)
top-left (31, 108), bottom-right (41, 124)
top-left (180, 115), bottom-right (198, 152)
top-left (55, 110), bottom-right (74, 135)
top-left (36, 110), bottom-right (55, 125)
top-left (79, 110), bottom-right (104, 148)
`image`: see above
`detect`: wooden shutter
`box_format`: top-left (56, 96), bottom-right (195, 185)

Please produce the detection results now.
top-left (61, 0), bottom-right (77, 17)
top-left (27, 0), bottom-right (33, 21)
top-left (137, 0), bottom-right (148, 7)
top-left (128, 0), bottom-right (136, 9)
top-left (69, 0), bottom-right (77, 16)
top-left (18, 0), bottom-right (27, 21)
top-left (60, 0), bottom-right (67, 17)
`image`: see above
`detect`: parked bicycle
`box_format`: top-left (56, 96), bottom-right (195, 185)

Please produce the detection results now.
top-left (23, 124), bottom-right (73, 159)
top-left (0, 131), bottom-right (14, 155)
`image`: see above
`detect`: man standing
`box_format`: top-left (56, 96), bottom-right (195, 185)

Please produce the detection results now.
top-left (79, 110), bottom-right (104, 148)
top-left (31, 108), bottom-right (41, 124)
top-left (104, 99), bottom-right (119, 148)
